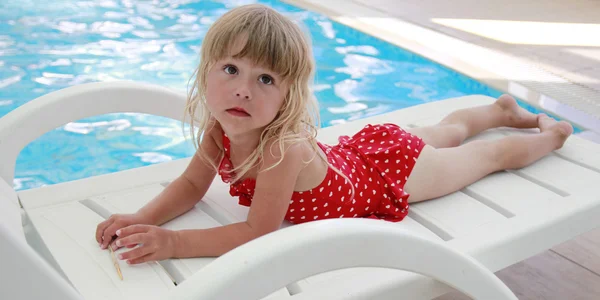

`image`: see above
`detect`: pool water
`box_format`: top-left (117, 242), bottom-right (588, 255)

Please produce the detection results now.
top-left (0, 0), bottom-right (573, 190)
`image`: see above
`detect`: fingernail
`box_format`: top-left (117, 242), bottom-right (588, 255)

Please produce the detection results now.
top-left (118, 254), bottom-right (123, 260)
top-left (116, 229), bottom-right (121, 236)
top-left (126, 260), bottom-right (131, 264)
top-left (116, 240), bottom-right (121, 247)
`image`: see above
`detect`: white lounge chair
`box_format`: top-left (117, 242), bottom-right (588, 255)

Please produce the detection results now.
top-left (2, 81), bottom-right (599, 300)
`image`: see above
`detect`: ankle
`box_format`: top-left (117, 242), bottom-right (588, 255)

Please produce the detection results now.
top-left (490, 103), bottom-right (511, 127)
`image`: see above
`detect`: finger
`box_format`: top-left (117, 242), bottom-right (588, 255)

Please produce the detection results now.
top-left (113, 243), bottom-right (137, 250)
top-left (111, 241), bottom-right (124, 251)
top-left (115, 233), bottom-right (145, 249)
top-left (126, 253), bottom-right (157, 265)
top-left (101, 223), bottom-right (121, 249)
top-left (111, 242), bottom-right (137, 250)
top-left (95, 219), bottom-right (113, 244)
top-left (119, 243), bottom-right (152, 263)
top-left (116, 224), bottom-right (149, 238)
top-left (112, 225), bottom-right (148, 250)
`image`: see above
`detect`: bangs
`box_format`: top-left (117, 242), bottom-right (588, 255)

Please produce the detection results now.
top-left (201, 6), bottom-right (310, 83)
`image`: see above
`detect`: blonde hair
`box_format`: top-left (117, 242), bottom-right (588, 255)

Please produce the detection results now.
top-left (184, 4), bottom-right (354, 199)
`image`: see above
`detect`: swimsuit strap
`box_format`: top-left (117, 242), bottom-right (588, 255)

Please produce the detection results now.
top-left (222, 130), bottom-right (231, 159)
top-left (218, 130), bottom-right (236, 183)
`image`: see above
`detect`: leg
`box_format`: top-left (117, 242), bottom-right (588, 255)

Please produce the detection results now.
top-left (404, 114), bottom-right (573, 203)
top-left (405, 94), bottom-right (538, 148)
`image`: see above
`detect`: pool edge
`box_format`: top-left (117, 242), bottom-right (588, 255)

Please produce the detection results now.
top-left (283, 0), bottom-right (600, 134)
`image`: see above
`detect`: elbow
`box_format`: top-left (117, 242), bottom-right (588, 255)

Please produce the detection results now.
top-left (180, 174), bottom-right (203, 194)
top-left (244, 221), bottom-right (278, 242)
top-left (216, 222), bottom-right (278, 256)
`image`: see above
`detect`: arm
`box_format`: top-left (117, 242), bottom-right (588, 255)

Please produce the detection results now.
top-left (96, 125), bottom-right (222, 248)
top-left (137, 132), bottom-right (222, 226)
top-left (172, 141), bottom-right (306, 258)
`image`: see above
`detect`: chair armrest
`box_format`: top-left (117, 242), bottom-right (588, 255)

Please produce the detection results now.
top-left (0, 223), bottom-right (83, 300)
top-left (0, 177), bottom-right (24, 239)
top-left (0, 81), bottom-right (188, 185)
top-left (168, 218), bottom-right (517, 300)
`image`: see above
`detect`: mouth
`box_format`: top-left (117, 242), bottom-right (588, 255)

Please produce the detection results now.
top-left (226, 107), bottom-right (251, 117)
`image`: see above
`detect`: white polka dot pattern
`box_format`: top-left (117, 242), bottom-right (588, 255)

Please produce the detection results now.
top-left (218, 123), bottom-right (426, 224)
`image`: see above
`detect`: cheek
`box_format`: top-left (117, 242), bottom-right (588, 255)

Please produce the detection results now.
top-left (275, 88), bottom-right (289, 111)
top-left (275, 90), bottom-right (287, 110)
top-left (204, 75), bottom-right (223, 105)
top-left (204, 84), bottom-right (214, 104)
top-left (268, 95), bottom-right (286, 117)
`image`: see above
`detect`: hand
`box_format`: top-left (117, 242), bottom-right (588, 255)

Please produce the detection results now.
top-left (95, 213), bottom-right (147, 250)
top-left (113, 224), bottom-right (179, 265)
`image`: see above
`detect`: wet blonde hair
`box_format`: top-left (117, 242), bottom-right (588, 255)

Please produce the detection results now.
top-left (184, 4), bottom-right (353, 199)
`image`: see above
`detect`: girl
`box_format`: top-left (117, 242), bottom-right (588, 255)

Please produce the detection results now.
top-left (95, 4), bottom-right (573, 265)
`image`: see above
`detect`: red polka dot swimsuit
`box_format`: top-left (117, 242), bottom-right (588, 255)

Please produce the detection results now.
top-left (218, 123), bottom-right (426, 224)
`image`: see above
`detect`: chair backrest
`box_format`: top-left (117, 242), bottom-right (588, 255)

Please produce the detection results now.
top-left (0, 179), bottom-right (82, 300)
top-left (0, 81), bottom-right (188, 185)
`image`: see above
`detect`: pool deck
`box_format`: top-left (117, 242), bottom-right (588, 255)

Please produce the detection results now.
top-left (285, 0), bottom-right (600, 299)
top-left (286, 0), bottom-right (600, 144)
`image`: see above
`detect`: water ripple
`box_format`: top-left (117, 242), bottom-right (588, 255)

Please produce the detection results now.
top-left (0, 0), bottom-right (516, 190)
top-left (64, 119), bottom-right (132, 135)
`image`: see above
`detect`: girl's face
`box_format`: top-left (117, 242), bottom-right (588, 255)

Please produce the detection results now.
top-left (204, 54), bottom-right (287, 136)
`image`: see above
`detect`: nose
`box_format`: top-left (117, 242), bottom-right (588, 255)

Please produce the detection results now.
top-left (236, 92), bottom-right (250, 100)
top-left (234, 84), bottom-right (252, 100)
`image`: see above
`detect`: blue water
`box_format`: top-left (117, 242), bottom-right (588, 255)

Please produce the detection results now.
top-left (0, 0), bottom-right (574, 191)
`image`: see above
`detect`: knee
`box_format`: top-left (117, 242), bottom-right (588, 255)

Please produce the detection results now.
top-left (487, 139), bottom-right (527, 170)
top-left (441, 124), bottom-right (466, 147)
top-left (473, 140), bottom-right (505, 170)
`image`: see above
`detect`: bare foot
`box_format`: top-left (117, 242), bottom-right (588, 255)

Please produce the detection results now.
top-left (537, 114), bottom-right (573, 149)
top-left (495, 94), bottom-right (538, 128)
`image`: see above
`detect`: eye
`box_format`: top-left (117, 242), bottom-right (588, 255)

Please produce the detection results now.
top-left (259, 74), bottom-right (274, 85)
top-left (223, 65), bottom-right (237, 75)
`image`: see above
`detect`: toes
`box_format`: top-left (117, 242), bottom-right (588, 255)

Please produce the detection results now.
top-left (558, 121), bottom-right (574, 137)
top-left (498, 94), bottom-right (514, 101)
top-left (537, 114), bottom-right (556, 131)
top-left (537, 113), bottom-right (550, 122)
top-left (496, 94), bottom-right (514, 108)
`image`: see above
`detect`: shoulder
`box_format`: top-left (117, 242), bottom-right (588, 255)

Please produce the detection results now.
top-left (260, 135), bottom-right (311, 173)
top-left (203, 118), bottom-right (224, 152)
top-left (191, 118), bottom-right (222, 163)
